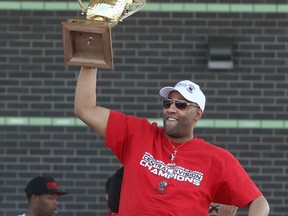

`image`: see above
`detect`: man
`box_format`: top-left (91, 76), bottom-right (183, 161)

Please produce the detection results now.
top-left (17, 176), bottom-right (67, 216)
top-left (209, 204), bottom-right (238, 216)
top-left (74, 67), bottom-right (270, 215)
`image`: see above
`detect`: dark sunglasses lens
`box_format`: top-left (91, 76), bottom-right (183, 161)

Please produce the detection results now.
top-left (162, 99), bottom-right (172, 108)
top-left (175, 100), bottom-right (188, 109)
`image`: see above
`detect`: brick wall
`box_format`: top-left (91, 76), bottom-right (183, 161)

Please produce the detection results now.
top-left (0, 1), bottom-right (288, 215)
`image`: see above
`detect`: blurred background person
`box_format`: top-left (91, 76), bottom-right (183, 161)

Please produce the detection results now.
top-left (105, 167), bottom-right (124, 215)
top-left (17, 175), bottom-right (67, 216)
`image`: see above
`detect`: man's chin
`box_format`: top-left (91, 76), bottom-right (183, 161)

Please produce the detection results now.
top-left (165, 127), bottom-right (178, 138)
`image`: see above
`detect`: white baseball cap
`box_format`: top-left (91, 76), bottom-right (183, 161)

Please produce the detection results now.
top-left (159, 80), bottom-right (206, 111)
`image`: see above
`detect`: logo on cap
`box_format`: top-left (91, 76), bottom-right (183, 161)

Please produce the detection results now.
top-left (176, 82), bottom-right (196, 94)
top-left (186, 84), bottom-right (196, 94)
top-left (47, 182), bottom-right (58, 189)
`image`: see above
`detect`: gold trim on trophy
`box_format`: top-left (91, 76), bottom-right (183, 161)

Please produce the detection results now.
top-left (61, 0), bottom-right (146, 69)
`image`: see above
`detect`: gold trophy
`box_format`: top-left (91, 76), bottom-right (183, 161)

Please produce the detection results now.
top-left (61, 0), bottom-right (146, 69)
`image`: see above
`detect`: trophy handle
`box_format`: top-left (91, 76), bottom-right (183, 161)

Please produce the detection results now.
top-left (77, 0), bottom-right (88, 15)
top-left (119, 0), bottom-right (146, 22)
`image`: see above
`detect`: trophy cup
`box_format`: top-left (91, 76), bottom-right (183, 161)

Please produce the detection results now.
top-left (61, 0), bottom-right (146, 69)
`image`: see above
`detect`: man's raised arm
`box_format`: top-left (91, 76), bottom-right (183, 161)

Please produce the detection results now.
top-left (74, 66), bottom-right (110, 138)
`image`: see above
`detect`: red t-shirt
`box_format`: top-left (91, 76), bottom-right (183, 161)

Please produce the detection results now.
top-left (105, 110), bottom-right (262, 215)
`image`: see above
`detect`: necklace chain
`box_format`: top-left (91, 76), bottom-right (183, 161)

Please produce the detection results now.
top-left (168, 139), bottom-right (187, 162)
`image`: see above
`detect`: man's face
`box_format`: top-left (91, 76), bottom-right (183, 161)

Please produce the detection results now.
top-left (34, 193), bottom-right (59, 216)
top-left (208, 205), bottom-right (220, 216)
top-left (162, 91), bottom-right (201, 139)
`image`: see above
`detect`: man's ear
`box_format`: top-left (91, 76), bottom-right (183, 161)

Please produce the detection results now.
top-left (29, 194), bottom-right (39, 204)
top-left (194, 108), bottom-right (203, 121)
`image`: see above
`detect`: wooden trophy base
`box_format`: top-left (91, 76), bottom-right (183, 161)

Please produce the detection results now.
top-left (61, 19), bottom-right (113, 69)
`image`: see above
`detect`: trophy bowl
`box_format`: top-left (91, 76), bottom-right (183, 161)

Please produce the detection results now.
top-left (61, 0), bottom-right (146, 69)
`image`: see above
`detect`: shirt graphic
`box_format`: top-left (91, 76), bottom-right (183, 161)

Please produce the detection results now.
top-left (140, 152), bottom-right (204, 186)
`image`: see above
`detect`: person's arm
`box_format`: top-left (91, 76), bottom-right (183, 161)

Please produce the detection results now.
top-left (218, 204), bottom-right (238, 216)
top-left (247, 195), bottom-right (270, 216)
top-left (74, 66), bottom-right (110, 138)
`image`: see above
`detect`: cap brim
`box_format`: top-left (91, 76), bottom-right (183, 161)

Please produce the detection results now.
top-left (46, 189), bottom-right (68, 196)
top-left (159, 87), bottom-right (176, 98)
top-left (57, 191), bottom-right (68, 196)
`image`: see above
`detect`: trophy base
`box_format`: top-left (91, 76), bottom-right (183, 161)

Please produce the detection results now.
top-left (61, 19), bottom-right (113, 69)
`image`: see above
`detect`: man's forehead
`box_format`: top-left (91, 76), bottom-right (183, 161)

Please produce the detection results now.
top-left (168, 91), bottom-right (190, 102)
top-left (168, 91), bottom-right (183, 97)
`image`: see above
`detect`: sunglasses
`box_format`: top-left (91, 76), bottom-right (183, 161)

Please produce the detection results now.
top-left (162, 98), bottom-right (200, 110)
top-left (208, 205), bottom-right (220, 213)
